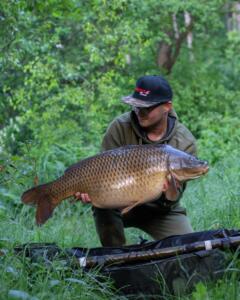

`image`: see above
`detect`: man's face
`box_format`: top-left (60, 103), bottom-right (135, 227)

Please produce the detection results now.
top-left (133, 103), bottom-right (172, 128)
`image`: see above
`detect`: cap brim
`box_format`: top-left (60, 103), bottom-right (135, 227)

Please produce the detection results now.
top-left (121, 96), bottom-right (159, 108)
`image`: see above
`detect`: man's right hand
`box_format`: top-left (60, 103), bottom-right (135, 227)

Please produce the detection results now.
top-left (74, 192), bottom-right (91, 204)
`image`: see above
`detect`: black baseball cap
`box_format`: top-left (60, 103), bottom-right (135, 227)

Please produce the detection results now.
top-left (122, 75), bottom-right (173, 107)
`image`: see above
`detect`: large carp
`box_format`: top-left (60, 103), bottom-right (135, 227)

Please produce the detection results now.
top-left (22, 144), bottom-right (209, 225)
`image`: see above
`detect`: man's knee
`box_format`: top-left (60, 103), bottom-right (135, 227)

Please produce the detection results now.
top-left (152, 212), bottom-right (193, 240)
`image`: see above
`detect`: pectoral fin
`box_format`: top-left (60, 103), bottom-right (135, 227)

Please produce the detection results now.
top-left (165, 172), bottom-right (181, 201)
top-left (121, 201), bottom-right (142, 215)
top-left (36, 199), bottom-right (55, 226)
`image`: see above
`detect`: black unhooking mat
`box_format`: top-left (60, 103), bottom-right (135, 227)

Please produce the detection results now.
top-left (14, 229), bottom-right (240, 297)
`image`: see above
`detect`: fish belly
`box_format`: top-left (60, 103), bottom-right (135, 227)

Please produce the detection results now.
top-left (87, 170), bottom-right (167, 209)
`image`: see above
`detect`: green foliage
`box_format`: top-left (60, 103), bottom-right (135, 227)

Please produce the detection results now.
top-left (0, 0), bottom-right (230, 159)
top-left (222, 30), bottom-right (240, 90)
top-left (0, 251), bottom-right (116, 300)
top-left (1, 1), bottom-right (240, 298)
top-left (183, 154), bottom-right (240, 231)
top-left (171, 53), bottom-right (240, 137)
top-left (198, 115), bottom-right (240, 163)
top-left (192, 282), bottom-right (208, 300)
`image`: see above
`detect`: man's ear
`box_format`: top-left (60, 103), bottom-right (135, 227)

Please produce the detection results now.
top-left (163, 102), bottom-right (172, 112)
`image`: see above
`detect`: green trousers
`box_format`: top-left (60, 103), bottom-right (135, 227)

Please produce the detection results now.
top-left (93, 202), bottom-right (193, 246)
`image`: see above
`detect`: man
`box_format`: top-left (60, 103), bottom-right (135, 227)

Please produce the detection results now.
top-left (76, 75), bottom-right (197, 246)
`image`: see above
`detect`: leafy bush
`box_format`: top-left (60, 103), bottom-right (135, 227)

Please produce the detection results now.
top-left (197, 115), bottom-right (240, 163)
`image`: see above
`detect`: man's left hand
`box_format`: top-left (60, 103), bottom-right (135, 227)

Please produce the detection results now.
top-left (163, 175), bottom-right (182, 201)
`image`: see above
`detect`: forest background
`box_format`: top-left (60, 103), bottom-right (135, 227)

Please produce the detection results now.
top-left (0, 0), bottom-right (240, 299)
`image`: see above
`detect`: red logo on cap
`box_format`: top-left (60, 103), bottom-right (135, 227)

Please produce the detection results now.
top-left (135, 87), bottom-right (150, 96)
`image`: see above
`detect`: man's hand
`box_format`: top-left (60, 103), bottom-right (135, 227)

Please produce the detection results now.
top-left (74, 192), bottom-right (92, 204)
top-left (162, 175), bottom-right (182, 201)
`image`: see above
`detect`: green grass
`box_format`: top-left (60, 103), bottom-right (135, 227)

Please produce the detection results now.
top-left (183, 155), bottom-right (240, 231)
top-left (0, 154), bottom-right (240, 299)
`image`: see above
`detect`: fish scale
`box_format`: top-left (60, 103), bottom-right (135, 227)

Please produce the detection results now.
top-left (21, 144), bottom-right (209, 225)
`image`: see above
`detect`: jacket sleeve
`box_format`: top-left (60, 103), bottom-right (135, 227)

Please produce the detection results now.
top-left (183, 139), bottom-right (197, 157)
top-left (176, 123), bottom-right (198, 157)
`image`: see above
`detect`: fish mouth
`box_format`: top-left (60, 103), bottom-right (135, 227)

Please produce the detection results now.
top-left (193, 161), bottom-right (209, 176)
top-left (171, 161), bottom-right (209, 181)
top-left (198, 160), bottom-right (209, 173)
top-left (201, 164), bottom-right (209, 175)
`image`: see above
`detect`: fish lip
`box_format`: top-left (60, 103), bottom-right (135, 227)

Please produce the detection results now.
top-left (203, 166), bottom-right (209, 173)
top-left (192, 164), bottom-right (209, 177)
top-left (201, 164), bottom-right (209, 174)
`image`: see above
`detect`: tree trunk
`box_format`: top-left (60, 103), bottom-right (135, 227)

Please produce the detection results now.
top-left (226, 2), bottom-right (240, 31)
top-left (157, 13), bottom-right (194, 74)
top-left (184, 11), bottom-right (194, 61)
top-left (233, 2), bottom-right (240, 30)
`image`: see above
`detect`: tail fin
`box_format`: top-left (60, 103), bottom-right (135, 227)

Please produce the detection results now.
top-left (21, 184), bottom-right (56, 225)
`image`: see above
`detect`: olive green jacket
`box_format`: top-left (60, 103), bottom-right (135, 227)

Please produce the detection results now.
top-left (102, 110), bottom-right (197, 156)
top-left (101, 109), bottom-right (197, 208)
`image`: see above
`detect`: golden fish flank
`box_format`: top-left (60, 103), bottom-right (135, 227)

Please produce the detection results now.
top-left (21, 144), bottom-right (209, 225)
